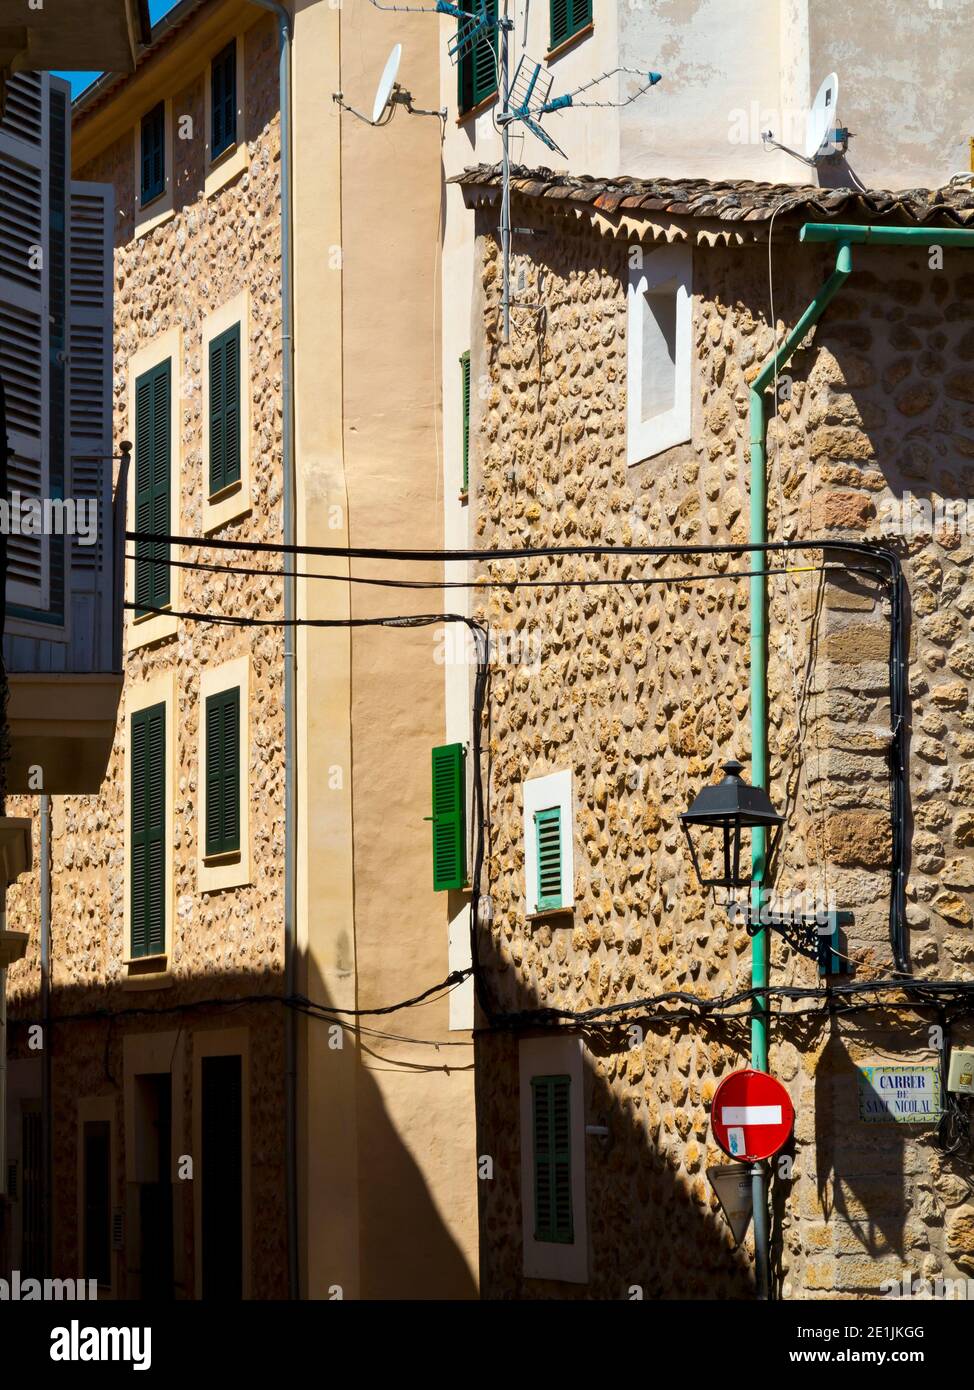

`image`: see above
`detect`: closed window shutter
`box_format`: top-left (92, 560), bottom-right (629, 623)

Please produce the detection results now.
top-left (535, 805), bottom-right (563, 910)
top-left (140, 102), bottom-right (165, 204)
top-left (460, 351), bottom-right (471, 494)
top-left (131, 702), bottom-right (166, 959)
top-left (134, 360), bottom-right (171, 615)
top-left (431, 742), bottom-right (466, 891)
top-left (211, 40), bottom-right (237, 160)
top-left (1, 73), bottom-right (55, 617)
top-left (532, 1075), bottom-right (573, 1243)
top-left (551, 0), bottom-right (590, 47)
top-left (208, 324), bottom-right (241, 495)
top-left (458, 0), bottom-right (498, 112)
top-left (205, 686), bottom-right (241, 857)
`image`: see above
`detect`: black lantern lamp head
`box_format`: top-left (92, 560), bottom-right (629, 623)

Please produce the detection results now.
top-left (680, 759), bottom-right (785, 891)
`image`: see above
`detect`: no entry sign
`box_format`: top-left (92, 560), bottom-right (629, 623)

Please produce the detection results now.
top-left (711, 1068), bottom-right (794, 1161)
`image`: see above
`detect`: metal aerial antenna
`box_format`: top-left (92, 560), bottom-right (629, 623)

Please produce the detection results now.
top-left (367, 1), bottom-right (663, 341)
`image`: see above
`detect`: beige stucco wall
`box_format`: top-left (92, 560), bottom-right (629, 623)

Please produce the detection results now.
top-left (291, 0), bottom-right (480, 1298)
top-left (466, 195), bottom-right (974, 1298)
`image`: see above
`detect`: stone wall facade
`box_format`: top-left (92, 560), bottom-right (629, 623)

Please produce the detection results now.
top-left (2, 13), bottom-right (288, 1297)
top-left (468, 195), bottom-right (974, 1299)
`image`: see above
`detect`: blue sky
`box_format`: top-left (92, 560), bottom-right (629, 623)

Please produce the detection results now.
top-left (54, 0), bottom-right (179, 97)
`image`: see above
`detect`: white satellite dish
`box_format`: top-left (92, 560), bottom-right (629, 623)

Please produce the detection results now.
top-left (804, 71), bottom-right (839, 160)
top-left (372, 43), bottom-right (402, 124)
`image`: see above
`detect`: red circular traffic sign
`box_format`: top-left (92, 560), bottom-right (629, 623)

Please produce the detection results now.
top-left (711, 1068), bottom-right (794, 1161)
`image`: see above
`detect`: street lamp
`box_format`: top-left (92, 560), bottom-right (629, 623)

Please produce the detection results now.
top-left (679, 759), bottom-right (784, 891)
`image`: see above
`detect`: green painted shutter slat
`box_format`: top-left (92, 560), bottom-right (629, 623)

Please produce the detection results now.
top-left (551, 0), bottom-right (590, 48)
top-left (535, 805), bottom-right (563, 910)
top-left (134, 360), bottom-right (171, 615)
top-left (131, 702), bottom-right (166, 959)
top-left (141, 102), bottom-right (165, 204)
top-left (205, 686), bottom-right (241, 857)
top-left (532, 1075), bottom-right (573, 1243)
top-left (458, 0), bottom-right (498, 113)
top-left (209, 324), bottom-right (241, 495)
top-left (460, 351), bottom-right (471, 494)
top-left (211, 41), bottom-right (237, 160)
top-left (431, 742), bottom-right (466, 891)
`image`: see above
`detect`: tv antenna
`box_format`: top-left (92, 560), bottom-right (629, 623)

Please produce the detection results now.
top-left (762, 71), bottom-right (848, 166)
top-left (367, 1), bottom-right (663, 340)
top-left (333, 41), bottom-right (447, 125)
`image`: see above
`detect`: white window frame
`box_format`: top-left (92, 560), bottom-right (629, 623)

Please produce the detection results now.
top-left (519, 1035), bottom-right (588, 1283)
top-left (523, 768), bottom-right (575, 917)
top-left (626, 242), bottom-right (692, 465)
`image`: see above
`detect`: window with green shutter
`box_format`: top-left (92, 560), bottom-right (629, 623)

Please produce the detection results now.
top-left (460, 351), bottom-right (471, 495)
top-left (550, 0), bottom-right (592, 50)
top-left (532, 1074), bottom-right (573, 1243)
top-left (205, 686), bottom-right (241, 857)
top-left (458, 0), bottom-right (498, 113)
top-left (134, 360), bottom-right (171, 616)
top-left (208, 323), bottom-right (242, 496)
top-left (535, 805), bottom-right (563, 910)
top-left (131, 702), bottom-right (166, 959)
top-left (211, 40), bottom-right (237, 160)
top-left (430, 743), bottom-right (466, 891)
top-left (140, 101), bottom-right (165, 205)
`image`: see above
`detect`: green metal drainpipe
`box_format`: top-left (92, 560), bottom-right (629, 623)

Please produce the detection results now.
top-left (748, 220), bottom-right (974, 1299)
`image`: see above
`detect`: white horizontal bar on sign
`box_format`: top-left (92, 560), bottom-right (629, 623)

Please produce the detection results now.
top-left (721, 1106), bottom-right (782, 1126)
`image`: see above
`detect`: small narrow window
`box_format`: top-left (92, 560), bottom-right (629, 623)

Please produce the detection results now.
top-left (431, 743), bottom-right (466, 891)
top-left (626, 243), bottom-right (692, 464)
top-left (201, 1055), bottom-right (243, 1300)
top-left (211, 40), bottom-right (237, 160)
top-left (208, 323), bottom-right (241, 496)
top-left (460, 351), bottom-right (471, 495)
top-left (140, 102), bottom-right (165, 206)
top-left (131, 702), bottom-right (166, 959)
top-left (531, 1074), bottom-right (573, 1243)
top-left (534, 806), bottom-right (563, 911)
top-left (205, 686), bottom-right (241, 858)
top-left (550, 0), bottom-right (592, 51)
top-left (83, 1121), bottom-right (111, 1288)
top-left (134, 360), bottom-right (171, 615)
top-left (458, 0), bottom-right (498, 114)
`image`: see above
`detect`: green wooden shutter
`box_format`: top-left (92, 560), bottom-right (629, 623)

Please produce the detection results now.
top-left (535, 805), bottom-right (563, 910)
top-left (458, 0), bottom-right (498, 113)
top-left (140, 102), bottom-right (165, 204)
top-left (211, 40), bottom-right (237, 159)
top-left (131, 702), bottom-right (166, 959)
top-left (134, 360), bottom-right (171, 615)
top-left (431, 743), bottom-right (466, 891)
top-left (532, 1075), bottom-right (573, 1243)
top-left (205, 686), bottom-right (241, 857)
top-left (551, 0), bottom-right (591, 48)
top-left (460, 351), bottom-right (471, 494)
top-left (209, 324), bottom-right (241, 495)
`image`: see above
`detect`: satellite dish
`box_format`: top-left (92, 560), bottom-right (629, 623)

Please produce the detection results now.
top-left (804, 71), bottom-right (839, 160)
top-left (372, 43), bottom-right (402, 124)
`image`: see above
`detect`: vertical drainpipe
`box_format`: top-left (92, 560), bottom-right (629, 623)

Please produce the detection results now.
top-left (39, 793), bottom-right (51, 1272)
top-left (248, 0), bottom-right (298, 1300)
top-left (748, 239), bottom-right (853, 1300)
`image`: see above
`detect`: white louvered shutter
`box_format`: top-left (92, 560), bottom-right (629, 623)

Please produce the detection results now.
top-left (0, 71), bottom-right (50, 611)
top-left (69, 181), bottom-right (114, 584)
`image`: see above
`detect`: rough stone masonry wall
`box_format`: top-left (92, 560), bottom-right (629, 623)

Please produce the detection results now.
top-left (3, 16), bottom-right (289, 1296)
top-left (470, 200), bottom-right (974, 1299)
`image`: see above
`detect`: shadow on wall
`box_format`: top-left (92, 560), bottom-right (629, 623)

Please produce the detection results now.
top-left (5, 946), bottom-right (477, 1300)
